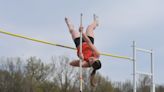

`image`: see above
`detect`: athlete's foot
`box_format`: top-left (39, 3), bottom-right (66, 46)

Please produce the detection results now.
top-left (65, 17), bottom-right (74, 31)
top-left (93, 14), bottom-right (99, 27)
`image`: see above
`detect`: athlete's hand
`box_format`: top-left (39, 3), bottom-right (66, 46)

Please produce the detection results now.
top-left (79, 26), bottom-right (84, 33)
top-left (79, 52), bottom-right (84, 60)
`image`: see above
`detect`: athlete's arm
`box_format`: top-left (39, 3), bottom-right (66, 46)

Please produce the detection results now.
top-left (79, 51), bottom-right (84, 60)
top-left (82, 33), bottom-right (100, 57)
top-left (79, 26), bottom-right (100, 57)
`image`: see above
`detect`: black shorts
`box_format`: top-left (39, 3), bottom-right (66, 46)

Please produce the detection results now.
top-left (74, 36), bottom-right (94, 47)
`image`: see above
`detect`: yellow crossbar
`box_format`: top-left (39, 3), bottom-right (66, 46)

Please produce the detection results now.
top-left (0, 29), bottom-right (132, 60)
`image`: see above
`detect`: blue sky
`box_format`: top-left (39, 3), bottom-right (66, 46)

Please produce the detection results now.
top-left (0, 0), bottom-right (164, 85)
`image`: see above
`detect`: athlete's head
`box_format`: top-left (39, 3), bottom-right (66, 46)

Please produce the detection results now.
top-left (92, 59), bottom-right (101, 70)
top-left (90, 59), bottom-right (101, 87)
top-left (89, 57), bottom-right (101, 70)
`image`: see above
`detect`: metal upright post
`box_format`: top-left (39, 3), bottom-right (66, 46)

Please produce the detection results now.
top-left (133, 41), bottom-right (136, 92)
top-left (151, 50), bottom-right (155, 92)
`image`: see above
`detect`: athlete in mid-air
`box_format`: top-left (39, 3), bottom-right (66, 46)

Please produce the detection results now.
top-left (65, 15), bottom-right (101, 87)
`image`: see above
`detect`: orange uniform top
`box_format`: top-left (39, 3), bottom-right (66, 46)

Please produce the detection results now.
top-left (77, 42), bottom-right (97, 62)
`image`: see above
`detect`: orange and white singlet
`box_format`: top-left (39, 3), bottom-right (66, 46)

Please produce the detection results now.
top-left (77, 42), bottom-right (97, 62)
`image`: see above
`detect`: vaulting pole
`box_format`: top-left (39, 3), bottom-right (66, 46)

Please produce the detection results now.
top-left (79, 13), bottom-right (83, 92)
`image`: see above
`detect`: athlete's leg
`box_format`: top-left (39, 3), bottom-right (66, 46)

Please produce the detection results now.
top-left (86, 15), bottom-right (99, 38)
top-left (65, 17), bottom-right (80, 40)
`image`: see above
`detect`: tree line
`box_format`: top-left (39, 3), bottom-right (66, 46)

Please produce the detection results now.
top-left (0, 56), bottom-right (163, 92)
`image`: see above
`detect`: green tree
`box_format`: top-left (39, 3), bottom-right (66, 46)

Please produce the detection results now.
top-left (138, 75), bottom-right (151, 92)
top-left (52, 56), bottom-right (78, 92)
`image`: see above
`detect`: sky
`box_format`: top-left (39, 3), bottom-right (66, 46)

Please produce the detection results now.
top-left (0, 0), bottom-right (164, 85)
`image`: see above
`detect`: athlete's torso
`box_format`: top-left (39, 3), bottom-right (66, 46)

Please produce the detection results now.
top-left (77, 42), bottom-right (97, 62)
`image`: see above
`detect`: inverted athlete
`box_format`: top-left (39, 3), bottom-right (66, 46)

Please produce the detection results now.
top-left (65, 15), bottom-right (101, 87)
